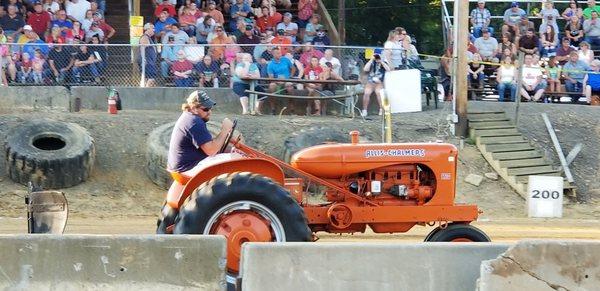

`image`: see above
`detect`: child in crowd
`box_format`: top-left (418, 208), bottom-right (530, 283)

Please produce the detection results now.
top-left (545, 56), bottom-right (562, 93)
top-left (19, 52), bottom-right (32, 84)
top-left (32, 49), bottom-right (46, 84)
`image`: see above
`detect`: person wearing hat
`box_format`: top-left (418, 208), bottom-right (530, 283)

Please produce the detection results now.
top-left (166, 90), bottom-right (234, 177)
top-left (138, 22), bottom-right (158, 87)
top-left (470, 1), bottom-right (493, 39)
top-left (270, 28), bottom-right (292, 54)
top-left (276, 12), bottom-right (298, 43)
top-left (474, 27), bottom-right (498, 63)
top-left (206, 1), bottom-right (225, 25)
top-left (27, 2), bottom-right (52, 37)
top-left (502, 2), bottom-right (526, 40)
top-left (0, 5), bottom-right (25, 39)
top-left (556, 37), bottom-right (576, 65)
top-left (311, 26), bottom-right (330, 52)
top-left (92, 11), bottom-right (115, 43)
top-left (238, 23), bottom-right (260, 55)
top-left (230, 0), bottom-right (251, 32)
top-left (154, 0), bottom-right (176, 18)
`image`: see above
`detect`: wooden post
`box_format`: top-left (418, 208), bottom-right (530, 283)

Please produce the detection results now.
top-left (514, 52), bottom-right (525, 126)
top-left (454, 0), bottom-right (469, 137)
top-left (338, 0), bottom-right (345, 44)
top-left (133, 0), bottom-right (140, 16)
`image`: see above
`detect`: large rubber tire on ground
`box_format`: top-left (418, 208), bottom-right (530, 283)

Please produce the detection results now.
top-left (4, 119), bottom-right (95, 189)
top-left (426, 223), bottom-right (491, 242)
top-left (282, 127), bottom-right (350, 163)
top-left (145, 121), bottom-right (228, 189)
top-left (173, 172), bottom-right (312, 284)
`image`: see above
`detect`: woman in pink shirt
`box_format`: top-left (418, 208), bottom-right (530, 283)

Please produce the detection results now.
top-left (179, 7), bottom-right (198, 37)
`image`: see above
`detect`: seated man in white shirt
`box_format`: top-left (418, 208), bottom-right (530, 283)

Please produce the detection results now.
top-left (520, 53), bottom-right (546, 101)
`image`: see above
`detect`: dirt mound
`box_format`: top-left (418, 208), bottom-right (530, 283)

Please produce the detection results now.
top-left (0, 102), bottom-right (597, 221)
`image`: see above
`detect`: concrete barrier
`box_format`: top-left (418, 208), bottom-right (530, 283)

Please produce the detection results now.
top-left (0, 235), bottom-right (227, 290)
top-left (240, 242), bottom-right (510, 291)
top-left (0, 86), bottom-right (70, 111)
top-left (478, 240), bottom-right (600, 291)
top-left (70, 87), bottom-right (239, 113)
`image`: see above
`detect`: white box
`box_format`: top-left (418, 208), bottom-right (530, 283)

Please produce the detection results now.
top-left (527, 176), bottom-right (564, 218)
top-left (384, 69), bottom-right (422, 113)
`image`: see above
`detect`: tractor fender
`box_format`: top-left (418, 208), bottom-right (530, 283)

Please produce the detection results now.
top-left (167, 158), bottom-right (285, 209)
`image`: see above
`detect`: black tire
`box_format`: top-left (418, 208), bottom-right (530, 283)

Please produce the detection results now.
top-left (427, 223), bottom-right (491, 242)
top-left (145, 121), bottom-right (228, 189)
top-left (173, 172), bottom-right (312, 283)
top-left (282, 127), bottom-right (350, 163)
top-left (4, 119), bottom-right (95, 189)
top-left (423, 226), bottom-right (442, 242)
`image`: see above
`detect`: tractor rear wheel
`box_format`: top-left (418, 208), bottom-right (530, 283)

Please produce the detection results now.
top-left (426, 223), bottom-right (490, 242)
top-left (173, 172), bottom-right (312, 284)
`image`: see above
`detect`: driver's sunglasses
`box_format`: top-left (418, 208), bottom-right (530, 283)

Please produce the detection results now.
top-left (200, 107), bottom-right (212, 112)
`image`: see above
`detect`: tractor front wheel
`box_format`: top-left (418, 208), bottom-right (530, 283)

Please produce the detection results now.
top-left (426, 223), bottom-right (490, 242)
top-left (173, 172), bottom-right (312, 284)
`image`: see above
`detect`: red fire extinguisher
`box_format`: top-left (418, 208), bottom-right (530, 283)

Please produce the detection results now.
top-left (107, 88), bottom-right (121, 114)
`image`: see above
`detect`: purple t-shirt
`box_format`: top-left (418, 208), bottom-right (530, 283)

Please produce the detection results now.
top-left (167, 112), bottom-right (213, 172)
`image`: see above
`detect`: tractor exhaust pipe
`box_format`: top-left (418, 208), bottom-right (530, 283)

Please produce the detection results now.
top-left (380, 89), bottom-right (392, 143)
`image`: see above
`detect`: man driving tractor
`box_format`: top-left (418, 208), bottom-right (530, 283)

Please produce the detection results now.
top-left (167, 90), bottom-right (234, 182)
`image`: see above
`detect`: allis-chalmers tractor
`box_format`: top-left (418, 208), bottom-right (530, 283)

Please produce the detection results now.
top-left (158, 126), bottom-right (490, 283)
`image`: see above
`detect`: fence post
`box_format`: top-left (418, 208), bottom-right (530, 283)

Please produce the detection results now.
top-left (514, 52), bottom-right (525, 126)
top-left (140, 44), bottom-right (146, 87)
top-left (0, 54), bottom-right (5, 86)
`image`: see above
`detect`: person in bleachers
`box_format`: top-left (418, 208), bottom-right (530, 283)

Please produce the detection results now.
top-left (85, 22), bottom-right (105, 42)
top-left (72, 42), bottom-right (101, 83)
top-left (271, 28), bottom-right (292, 54)
top-left (51, 9), bottom-right (73, 32)
top-left (495, 33), bottom-right (516, 61)
top-left (563, 1), bottom-right (583, 20)
top-left (206, 1), bottom-right (225, 26)
top-left (0, 5), bottom-right (25, 39)
top-left (183, 36), bottom-right (204, 63)
top-left (297, 0), bottom-right (317, 41)
top-left (579, 41), bottom-right (595, 65)
top-left (196, 15), bottom-right (215, 44)
top-left (17, 51), bottom-right (32, 83)
top-left (537, 0), bottom-right (559, 36)
top-left (496, 56), bottom-right (517, 102)
top-left (473, 27), bottom-right (498, 63)
top-left (319, 48), bottom-right (340, 75)
top-left (155, 10), bottom-right (177, 41)
top-left (46, 25), bottom-right (64, 43)
top-left (583, 0), bottom-right (600, 20)
top-left (161, 35), bottom-right (181, 78)
top-left (233, 52), bottom-right (260, 114)
top-left (155, 0), bottom-right (177, 18)
top-left (65, 20), bottom-right (85, 43)
top-left (81, 9), bottom-right (94, 31)
top-left (265, 47), bottom-right (292, 114)
top-left (256, 5), bottom-right (277, 33)
top-left (238, 23), bottom-right (260, 55)
top-left (179, 1), bottom-right (202, 18)
top-left (27, 2), bottom-right (51, 38)
top-left (230, 0), bottom-right (251, 32)
top-left (171, 50), bottom-right (194, 87)
top-left (545, 56), bottom-right (561, 93)
top-left (276, 12), bottom-right (298, 43)
top-left (520, 53), bottom-right (546, 102)
top-left (540, 25), bottom-right (558, 58)
top-left (563, 50), bottom-right (591, 94)
top-left (43, 0), bottom-right (61, 15)
top-left (88, 34), bottom-right (107, 74)
top-left (518, 28), bottom-right (539, 55)
top-left (65, 0), bottom-right (91, 23)
top-left (556, 37), bottom-right (576, 65)
top-left (583, 59), bottom-right (600, 103)
top-left (502, 2), bottom-right (526, 41)
top-left (470, 1), bottom-right (493, 39)
top-left (303, 14), bottom-right (321, 43)
top-left (195, 54), bottom-right (220, 87)
top-left (163, 23), bottom-right (189, 44)
top-left (299, 42), bottom-right (322, 68)
top-left (311, 26), bottom-right (330, 52)
top-left (89, 0), bottom-right (104, 18)
top-left (47, 41), bottom-right (73, 83)
top-left (467, 53), bottom-right (484, 99)
top-left (583, 11), bottom-right (600, 48)
top-left (138, 23), bottom-right (158, 87)
top-left (91, 12), bottom-right (115, 43)
top-left (565, 15), bottom-right (584, 47)
top-left (208, 24), bottom-right (233, 60)
top-left (31, 49), bottom-right (46, 84)
top-left (179, 6), bottom-right (198, 37)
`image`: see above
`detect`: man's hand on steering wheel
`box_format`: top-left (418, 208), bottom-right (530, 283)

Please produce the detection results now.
top-left (218, 119), bottom-right (237, 154)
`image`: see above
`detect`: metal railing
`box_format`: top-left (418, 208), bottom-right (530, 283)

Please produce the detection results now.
top-left (0, 42), bottom-right (437, 89)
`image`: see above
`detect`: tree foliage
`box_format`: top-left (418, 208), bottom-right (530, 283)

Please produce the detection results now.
top-left (323, 0), bottom-right (444, 54)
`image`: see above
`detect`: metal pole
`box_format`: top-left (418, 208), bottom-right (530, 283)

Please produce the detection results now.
top-left (338, 0), bottom-right (345, 44)
top-left (542, 113), bottom-right (574, 183)
top-left (381, 89), bottom-right (392, 143)
top-left (514, 52), bottom-right (525, 126)
top-left (454, 0), bottom-right (469, 137)
top-left (140, 44), bottom-right (146, 87)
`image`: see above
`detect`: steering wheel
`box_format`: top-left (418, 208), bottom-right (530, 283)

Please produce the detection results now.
top-left (218, 119), bottom-right (237, 154)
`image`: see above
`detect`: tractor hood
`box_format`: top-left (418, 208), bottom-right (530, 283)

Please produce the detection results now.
top-left (290, 143), bottom-right (457, 179)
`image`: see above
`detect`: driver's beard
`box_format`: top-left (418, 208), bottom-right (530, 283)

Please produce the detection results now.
top-left (202, 117), bottom-right (210, 122)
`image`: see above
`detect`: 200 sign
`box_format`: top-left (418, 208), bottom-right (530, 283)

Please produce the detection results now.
top-left (531, 190), bottom-right (560, 199)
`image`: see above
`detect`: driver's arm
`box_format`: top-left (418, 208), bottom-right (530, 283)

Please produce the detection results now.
top-left (200, 119), bottom-right (234, 155)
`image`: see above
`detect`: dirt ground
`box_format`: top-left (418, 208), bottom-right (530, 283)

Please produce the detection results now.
top-left (0, 101), bottom-right (598, 239)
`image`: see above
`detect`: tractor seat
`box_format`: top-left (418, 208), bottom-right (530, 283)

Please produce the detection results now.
top-left (167, 171), bottom-right (191, 201)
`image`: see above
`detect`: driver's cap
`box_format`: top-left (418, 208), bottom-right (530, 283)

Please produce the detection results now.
top-left (187, 90), bottom-right (216, 108)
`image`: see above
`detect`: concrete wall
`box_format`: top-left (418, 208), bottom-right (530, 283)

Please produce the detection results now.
top-left (70, 87), bottom-right (239, 113)
top-left (0, 235), bottom-right (227, 290)
top-left (240, 242), bottom-right (510, 291)
top-left (0, 86), bottom-right (70, 112)
top-left (478, 240), bottom-right (600, 291)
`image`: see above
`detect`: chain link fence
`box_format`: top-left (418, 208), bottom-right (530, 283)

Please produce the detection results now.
top-left (0, 42), bottom-right (439, 90)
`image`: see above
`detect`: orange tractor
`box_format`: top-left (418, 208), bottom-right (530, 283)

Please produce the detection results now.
top-left (158, 125), bottom-right (489, 283)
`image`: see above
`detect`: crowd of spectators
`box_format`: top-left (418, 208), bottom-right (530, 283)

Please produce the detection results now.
top-left (464, 0), bottom-right (600, 104)
top-left (140, 0), bottom-right (354, 115)
top-left (0, 0), bottom-right (114, 85)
